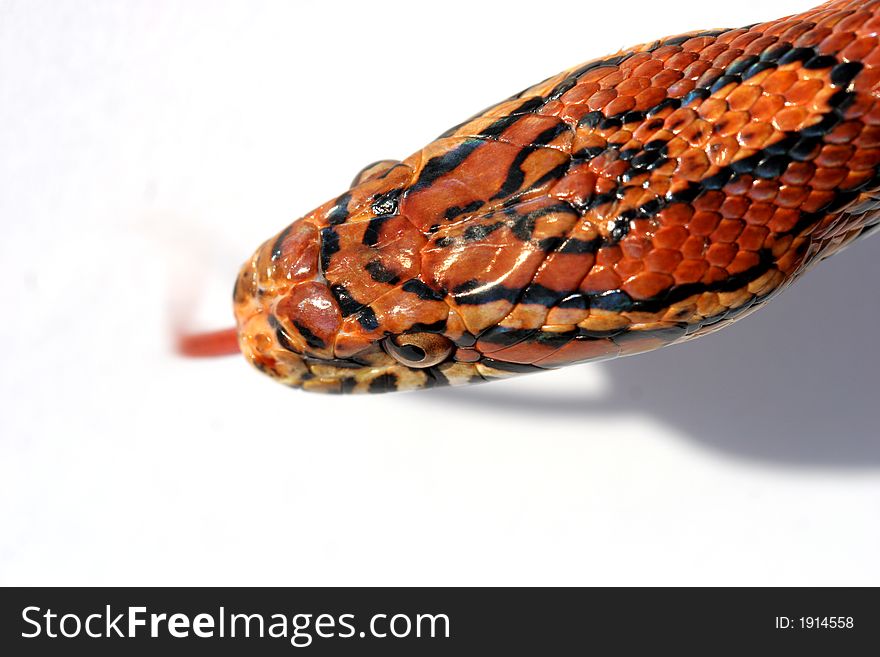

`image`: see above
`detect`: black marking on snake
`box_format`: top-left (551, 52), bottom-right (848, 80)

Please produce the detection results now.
top-left (293, 321), bottom-right (326, 350)
top-left (544, 54), bottom-right (632, 103)
top-left (270, 224), bottom-right (293, 261)
top-left (451, 279), bottom-right (521, 305)
top-left (489, 123), bottom-right (571, 201)
top-left (302, 355), bottom-right (368, 370)
top-left (423, 366), bottom-right (452, 389)
top-left (368, 373), bottom-right (398, 393)
top-left (327, 192), bottom-right (353, 226)
top-left (559, 237), bottom-right (601, 254)
top-left (268, 314), bottom-right (298, 353)
top-left (371, 188), bottom-right (403, 217)
top-left (437, 96), bottom-right (546, 140)
top-left (364, 259), bottom-right (400, 285)
top-left (410, 138), bottom-right (485, 193)
top-left (320, 227), bottom-right (340, 272)
top-left (469, 249), bottom-right (775, 326)
top-left (444, 200), bottom-right (484, 220)
top-left (401, 278), bottom-right (447, 302)
top-left (564, 44), bottom-right (862, 249)
top-left (463, 222), bottom-right (504, 241)
top-left (407, 318), bottom-right (448, 334)
top-left (362, 215), bottom-right (391, 247)
top-left (355, 306), bottom-right (380, 331)
top-left (481, 358), bottom-right (548, 373)
top-left (329, 283), bottom-right (363, 317)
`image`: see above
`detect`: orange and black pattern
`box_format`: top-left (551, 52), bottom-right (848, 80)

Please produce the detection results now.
top-left (233, 0), bottom-right (880, 393)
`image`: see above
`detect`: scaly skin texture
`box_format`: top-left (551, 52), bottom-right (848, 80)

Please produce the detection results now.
top-left (234, 0), bottom-right (880, 393)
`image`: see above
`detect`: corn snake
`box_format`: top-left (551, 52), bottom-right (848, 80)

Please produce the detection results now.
top-left (189, 0), bottom-right (880, 393)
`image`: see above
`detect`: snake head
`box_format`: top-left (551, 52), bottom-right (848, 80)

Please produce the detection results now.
top-left (232, 163), bottom-right (492, 393)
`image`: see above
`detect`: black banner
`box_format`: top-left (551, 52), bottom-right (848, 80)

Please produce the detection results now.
top-left (1, 587), bottom-right (876, 654)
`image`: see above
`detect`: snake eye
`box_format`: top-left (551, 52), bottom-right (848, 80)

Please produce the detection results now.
top-left (383, 333), bottom-right (453, 368)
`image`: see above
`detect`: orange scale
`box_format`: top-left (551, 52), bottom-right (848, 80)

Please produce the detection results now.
top-left (682, 36), bottom-right (717, 52)
top-left (598, 69), bottom-right (626, 88)
top-left (658, 203), bottom-right (694, 226)
top-left (644, 248), bottom-right (683, 274)
top-left (264, 221), bottom-right (321, 286)
top-left (651, 45), bottom-right (683, 62)
top-left (605, 95), bottom-right (637, 117)
top-left (369, 287), bottom-right (448, 336)
top-left (653, 225), bottom-right (689, 249)
top-left (719, 196), bottom-right (750, 220)
top-left (849, 148), bottom-right (880, 171)
top-left (841, 35), bottom-right (877, 62)
top-left (854, 126), bottom-right (880, 149)
top-left (737, 121), bottom-right (775, 149)
top-left (631, 59), bottom-right (665, 78)
top-left (747, 179), bottom-right (780, 203)
top-left (622, 271), bottom-right (674, 299)
top-left (275, 281), bottom-right (342, 359)
top-left (690, 211), bottom-right (722, 236)
top-left (674, 259), bottom-right (709, 284)
top-left (744, 202), bottom-right (774, 226)
top-left (664, 50), bottom-right (699, 70)
top-left (666, 78), bottom-right (695, 98)
top-left (559, 81), bottom-right (601, 105)
top-left (532, 336), bottom-right (620, 368)
top-left (750, 95), bottom-right (786, 123)
top-left (722, 174), bottom-right (752, 197)
top-left (714, 49), bottom-right (745, 70)
top-left (681, 235), bottom-right (708, 259)
top-left (500, 115), bottom-right (573, 150)
top-left (727, 84), bottom-right (763, 112)
top-left (651, 69), bottom-right (684, 90)
top-left (454, 348), bottom-right (481, 363)
top-left (794, 26), bottom-right (834, 48)
top-left (801, 190), bottom-right (836, 214)
top-left (710, 219), bottom-right (745, 243)
top-left (773, 106), bottom-right (811, 132)
top-left (580, 266), bottom-right (622, 293)
top-left (785, 79), bottom-right (825, 106)
top-left (742, 35), bottom-right (780, 56)
top-left (579, 65), bottom-right (620, 84)
top-left (775, 185), bottom-right (811, 209)
top-left (615, 258), bottom-right (644, 279)
top-left (702, 265), bottom-right (730, 285)
top-left (587, 88), bottom-right (618, 111)
top-left (841, 169), bottom-right (875, 189)
top-left (482, 339), bottom-right (564, 366)
top-left (675, 149), bottom-right (711, 180)
top-left (738, 225), bottom-right (770, 251)
top-left (837, 11), bottom-right (872, 33)
top-left (594, 244), bottom-right (623, 266)
top-left (781, 161), bottom-right (816, 186)
top-left (811, 167), bottom-right (850, 190)
top-left (826, 120), bottom-right (866, 144)
top-left (816, 144), bottom-right (856, 168)
top-left (817, 30), bottom-right (857, 55)
top-left (533, 251), bottom-right (597, 291)
top-left (726, 250), bottom-right (761, 275)
top-left (767, 208), bottom-right (800, 233)
top-left (616, 77), bottom-right (650, 96)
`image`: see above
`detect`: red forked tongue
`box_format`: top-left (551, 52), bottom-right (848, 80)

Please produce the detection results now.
top-left (177, 327), bottom-right (240, 357)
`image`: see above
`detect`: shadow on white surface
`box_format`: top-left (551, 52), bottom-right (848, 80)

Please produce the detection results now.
top-left (420, 238), bottom-right (880, 468)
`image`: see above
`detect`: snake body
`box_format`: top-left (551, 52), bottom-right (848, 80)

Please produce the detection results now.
top-left (233, 0), bottom-right (880, 393)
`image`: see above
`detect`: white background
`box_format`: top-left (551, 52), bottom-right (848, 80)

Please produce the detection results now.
top-left (1, 0), bottom-right (878, 586)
